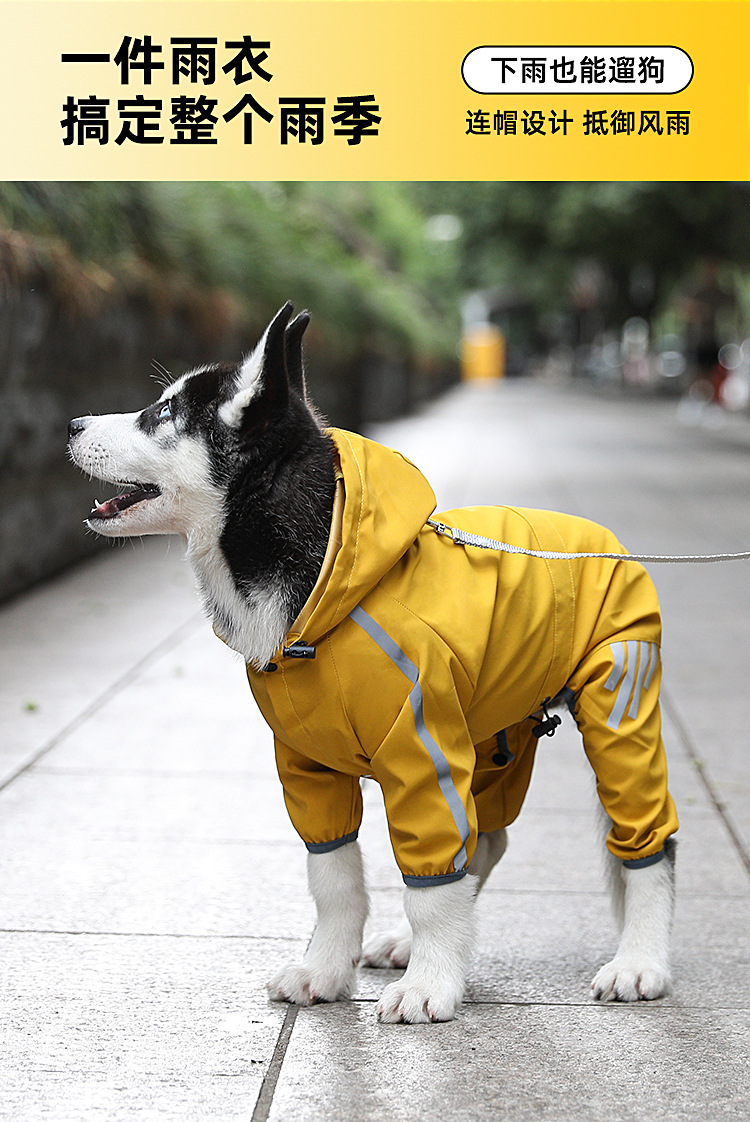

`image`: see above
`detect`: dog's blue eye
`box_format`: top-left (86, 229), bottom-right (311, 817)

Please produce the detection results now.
top-left (157, 402), bottom-right (172, 422)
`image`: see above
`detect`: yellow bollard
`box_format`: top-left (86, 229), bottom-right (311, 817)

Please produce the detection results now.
top-left (461, 324), bottom-right (506, 381)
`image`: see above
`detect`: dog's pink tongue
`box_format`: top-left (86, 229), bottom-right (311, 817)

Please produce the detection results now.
top-left (92, 496), bottom-right (123, 519)
top-left (89, 484), bottom-right (160, 520)
top-left (90, 490), bottom-right (140, 519)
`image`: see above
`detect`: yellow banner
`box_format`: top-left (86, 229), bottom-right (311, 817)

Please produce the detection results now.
top-left (0, 0), bottom-right (747, 180)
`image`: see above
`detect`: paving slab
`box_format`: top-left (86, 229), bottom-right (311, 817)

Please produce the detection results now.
top-left (2, 931), bottom-right (303, 1122)
top-left (0, 537), bottom-right (200, 786)
top-left (468, 891), bottom-right (750, 1008)
top-left (268, 1001), bottom-right (750, 1122)
top-left (38, 626), bottom-right (271, 777)
top-left (0, 768), bottom-right (311, 938)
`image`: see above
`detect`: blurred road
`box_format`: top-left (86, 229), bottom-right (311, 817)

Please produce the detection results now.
top-left (2, 379), bottom-right (750, 1121)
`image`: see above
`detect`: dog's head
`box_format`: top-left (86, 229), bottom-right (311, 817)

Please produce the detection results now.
top-left (67, 302), bottom-right (316, 539)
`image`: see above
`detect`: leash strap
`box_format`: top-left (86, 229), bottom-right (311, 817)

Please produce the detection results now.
top-left (426, 519), bottom-right (750, 565)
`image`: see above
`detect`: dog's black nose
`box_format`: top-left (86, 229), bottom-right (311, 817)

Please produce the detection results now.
top-left (68, 417), bottom-right (88, 440)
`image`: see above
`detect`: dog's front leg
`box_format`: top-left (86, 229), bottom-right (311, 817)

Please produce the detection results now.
top-left (376, 874), bottom-right (478, 1023)
top-left (363, 828), bottom-right (507, 969)
top-left (268, 841), bottom-right (368, 1006)
top-left (591, 843), bottom-right (676, 1002)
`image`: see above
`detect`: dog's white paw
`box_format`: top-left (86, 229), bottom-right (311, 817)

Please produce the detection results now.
top-left (376, 977), bottom-right (462, 1023)
top-left (591, 957), bottom-right (670, 1002)
top-left (267, 962), bottom-right (354, 1007)
top-left (362, 928), bottom-right (412, 969)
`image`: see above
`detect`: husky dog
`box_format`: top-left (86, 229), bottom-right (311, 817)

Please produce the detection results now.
top-left (68, 303), bottom-right (677, 1024)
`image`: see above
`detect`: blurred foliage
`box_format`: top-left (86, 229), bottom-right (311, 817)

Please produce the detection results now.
top-left (3, 180), bottom-right (749, 359)
top-left (415, 181), bottom-right (750, 328)
top-left (0, 181), bottom-right (462, 365)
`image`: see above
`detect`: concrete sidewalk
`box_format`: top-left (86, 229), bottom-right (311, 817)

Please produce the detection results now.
top-left (2, 381), bottom-right (750, 1121)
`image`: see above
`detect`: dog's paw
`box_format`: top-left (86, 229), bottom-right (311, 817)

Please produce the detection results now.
top-left (362, 928), bottom-right (412, 969)
top-left (267, 962), bottom-right (354, 1007)
top-left (376, 978), bottom-right (462, 1024)
top-left (591, 957), bottom-right (670, 1002)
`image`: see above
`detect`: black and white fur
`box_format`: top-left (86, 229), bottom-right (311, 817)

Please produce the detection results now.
top-left (68, 303), bottom-right (676, 1023)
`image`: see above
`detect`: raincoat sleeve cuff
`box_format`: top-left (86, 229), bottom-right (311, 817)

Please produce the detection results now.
top-left (402, 869), bottom-right (468, 887)
top-left (305, 830), bottom-right (360, 854)
top-left (622, 849), bottom-right (666, 869)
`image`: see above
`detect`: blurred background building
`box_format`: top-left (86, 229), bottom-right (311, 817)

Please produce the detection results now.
top-left (2, 180), bottom-right (750, 601)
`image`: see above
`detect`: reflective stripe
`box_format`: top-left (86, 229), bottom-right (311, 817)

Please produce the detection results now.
top-left (349, 604), bottom-right (470, 871)
top-left (349, 606), bottom-right (418, 686)
top-left (603, 640), bottom-right (659, 729)
top-left (604, 642), bottom-right (626, 692)
top-left (607, 640), bottom-right (639, 730)
top-left (628, 641), bottom-right (652, 720)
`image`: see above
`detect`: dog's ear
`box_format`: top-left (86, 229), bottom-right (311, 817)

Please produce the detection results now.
top-left (284, 311), bottom-right (310, 401)
top-left (220, 303), bottom-right (295, 434)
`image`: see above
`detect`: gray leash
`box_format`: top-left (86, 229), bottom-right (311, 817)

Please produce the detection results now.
top-left (427, 519), bottom-right (750, 564)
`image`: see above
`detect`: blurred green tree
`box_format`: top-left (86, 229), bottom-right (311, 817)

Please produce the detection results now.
top-left (416, 181), bottom-right (750, 328)
top-left (0, 181), bottom-right (462, 367)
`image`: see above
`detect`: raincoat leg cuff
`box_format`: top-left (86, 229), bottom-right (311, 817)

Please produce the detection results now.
top-left (305, 830), bottom-right (359, 854)
top-left (402, 870), bottom-right (467, 888)
top-left (622, 849), bottom-right (665, 869)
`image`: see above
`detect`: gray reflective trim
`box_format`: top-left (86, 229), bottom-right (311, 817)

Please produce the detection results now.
top-left (305, 830), bottom-right (359, 854)
top-left (623, 849), bottom-right (665, 869)
top-left (607, 640), bottom-right (639, 730)
top-left (349, 604), bottom-right (470, 872)
top-left (350, 605), bottom-right (418, 686)
top-left (628, 641), bottom-right (651, 720)
top-left (604, 642), bottom-right (626, 692)
top-left (409, 686), bottom-right (469, 869)
top-left (403, 870), bottom-right (467, 887)
top-left (644, 642), bottom-right (658, 690)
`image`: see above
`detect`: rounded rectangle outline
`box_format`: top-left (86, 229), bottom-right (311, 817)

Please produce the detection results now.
top-left (462, 45), bottom-right (694, 95)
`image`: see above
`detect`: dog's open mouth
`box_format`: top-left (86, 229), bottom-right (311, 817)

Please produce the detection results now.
top-left (89, 483), bottom-right (162, 520)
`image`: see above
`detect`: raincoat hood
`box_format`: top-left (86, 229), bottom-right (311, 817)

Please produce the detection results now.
top-left (289, 429), bottom-right (437, 645)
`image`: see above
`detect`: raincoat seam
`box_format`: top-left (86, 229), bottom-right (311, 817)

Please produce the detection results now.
top-left (511, 511), bottom-right (579, 700)
top-left (277, 644), bottom-right (365, 848)
top-left (511, 508), bottom-right (568, 699)
top-left (379, 587), bottom-right (475, 693)
top-left (545, 514), bottom-right (576, 681)
top-left (328, 430), bottom-right (365, 630)
top-left (326, 631), bottom-right (362, 764)
top-left (278, 664), bottom-right (324, 759)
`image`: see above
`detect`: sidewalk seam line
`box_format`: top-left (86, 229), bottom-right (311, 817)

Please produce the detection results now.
top-left (0, 612), bottom-right (204, 794)
top-left (0, 927), bottom-right (307, 941)
top-left (251, 1004), bottom-right (298, 1122)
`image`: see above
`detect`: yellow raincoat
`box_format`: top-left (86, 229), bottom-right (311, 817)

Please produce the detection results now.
top-left (247, 430), bottom-right (678, 885)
